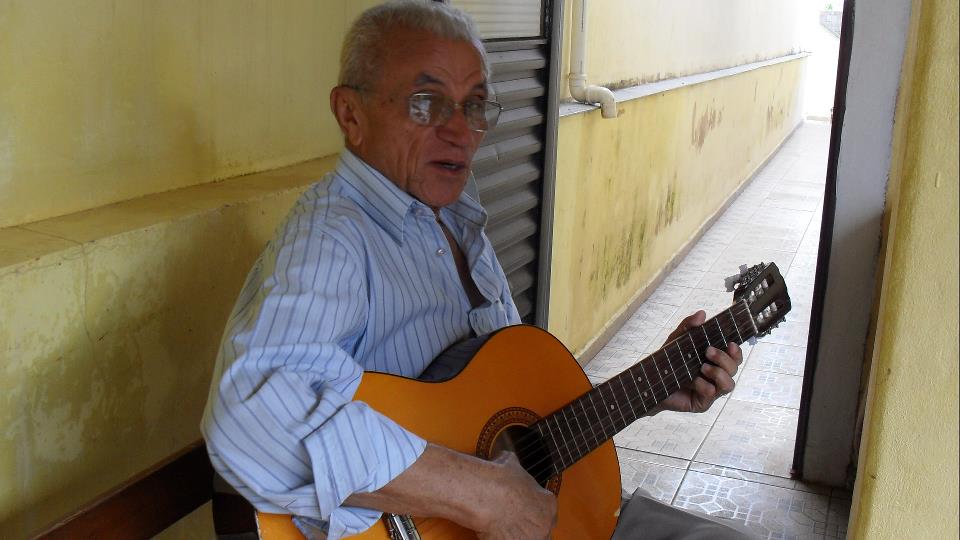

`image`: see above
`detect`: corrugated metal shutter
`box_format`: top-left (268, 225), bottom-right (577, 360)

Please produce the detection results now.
top-left (474, 39), bottom-right (550, 323)
top-left (449, 0), bottom-right (543, 38)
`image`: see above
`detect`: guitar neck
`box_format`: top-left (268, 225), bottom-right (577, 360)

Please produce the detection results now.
top-left (533, 300), bottom-right (757, 474)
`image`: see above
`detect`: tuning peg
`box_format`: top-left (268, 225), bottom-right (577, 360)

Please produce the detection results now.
top-left (724, 275), bottom-right (739, 292)
top-left (724, 264), bottom-right (748, 291)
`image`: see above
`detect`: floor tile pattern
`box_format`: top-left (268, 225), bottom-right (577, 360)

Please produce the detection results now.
top-left (583, 123), bottom-right (851, 538)
top-left (674, 471), bottom-right (832, 539)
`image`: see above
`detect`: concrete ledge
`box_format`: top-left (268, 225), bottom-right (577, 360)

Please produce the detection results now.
top-left (0, 155), bottom-right (337, 271)
top-left (560, 53), bottom-right (811, 118)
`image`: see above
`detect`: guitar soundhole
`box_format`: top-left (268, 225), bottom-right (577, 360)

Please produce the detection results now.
top-left (493, 425), bottom-right (555, 487)
top-left (476, 407), bottom-right (561, 493)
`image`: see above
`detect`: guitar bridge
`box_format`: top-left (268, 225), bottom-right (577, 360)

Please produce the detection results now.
top-left (384, 513), bottom-right (422, 540)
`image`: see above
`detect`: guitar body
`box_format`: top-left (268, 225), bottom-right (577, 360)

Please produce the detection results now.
top-left (258, 326), bottom-right (621, 539)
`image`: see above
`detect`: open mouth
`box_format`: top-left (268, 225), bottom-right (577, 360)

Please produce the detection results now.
top-left (432, 160), bottom-right (466, 172)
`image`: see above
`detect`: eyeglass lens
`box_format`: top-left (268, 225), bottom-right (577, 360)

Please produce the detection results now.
top-left (408, 94), bottom-right (500, 132)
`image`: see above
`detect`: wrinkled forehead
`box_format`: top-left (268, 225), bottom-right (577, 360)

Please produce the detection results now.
top-left (379, 27), bottom-right (489, 93)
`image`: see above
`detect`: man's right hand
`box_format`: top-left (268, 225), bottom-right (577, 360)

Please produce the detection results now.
top-left (345, 444), bottom-right (557, 539)
top-left (473, 451), bottom-right (558, 540)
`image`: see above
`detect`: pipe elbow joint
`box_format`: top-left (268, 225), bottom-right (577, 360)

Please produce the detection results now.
top-left (569, 75), bottom-right (618, 119)
top-left (586, 85), bottom-right (618, 119)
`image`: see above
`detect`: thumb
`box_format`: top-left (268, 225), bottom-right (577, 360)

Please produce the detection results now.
top-left (668, 310), bottom-right (706, 341)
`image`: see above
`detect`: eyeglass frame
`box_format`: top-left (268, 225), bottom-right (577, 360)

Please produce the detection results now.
top-left (346, 86), bottom-right (502, 133)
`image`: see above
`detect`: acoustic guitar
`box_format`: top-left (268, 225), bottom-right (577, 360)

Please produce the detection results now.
top-left (256, 262), bottom-right (791, 540)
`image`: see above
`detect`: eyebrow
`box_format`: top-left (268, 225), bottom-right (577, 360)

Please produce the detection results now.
top-left (414, 72), bottom-right (487, 94)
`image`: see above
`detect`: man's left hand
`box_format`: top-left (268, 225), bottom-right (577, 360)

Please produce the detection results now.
top-left (655, 310), bottom-right (743, 414)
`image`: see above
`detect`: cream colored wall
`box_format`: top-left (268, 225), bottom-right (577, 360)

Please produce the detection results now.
top-left (0, 1), bottom-right (378, 229)
top-left (559, 0), bottom-right (802, 96)
top-left (549, 59), bottom-right (804, 353)
top-left (849, 0), bottom-right (959, 536)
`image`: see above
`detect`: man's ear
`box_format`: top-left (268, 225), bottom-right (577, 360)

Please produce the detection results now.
top-left (330, 86), bottom-right (365, 147)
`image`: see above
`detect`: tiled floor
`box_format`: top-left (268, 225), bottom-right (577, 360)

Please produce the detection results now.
top-left (584, 122), bottom-right (852, 539)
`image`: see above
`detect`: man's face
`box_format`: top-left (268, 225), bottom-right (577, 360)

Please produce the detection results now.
top-left (351, 28), bottom-right (488, 209)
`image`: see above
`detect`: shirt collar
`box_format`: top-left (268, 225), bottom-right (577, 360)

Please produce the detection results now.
top-left (334, 149), bottom-right (488, 244)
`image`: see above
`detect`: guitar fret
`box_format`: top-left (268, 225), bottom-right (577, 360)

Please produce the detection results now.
top-left (559, 411), bottom-right (578, 466)
top-left (534, 423), bottom-right (561, 476)
top-left (587, 392), bottom-right (608, 439)
top-left (652, 353), bottom-right (669, 400)
top-left (671, 342), bottom-right (692, 382)
top-left (563, 406), bottom-right (585, 463)
top-left (578, 397), bottom-right (600, 449)
top-left (686, 333), bottom-right (703, 374)
top-left (701, 325), bottom-right (712, 348)
top-left (628, 365), bottom-right (643, 399)
top-left (728, 308), bottom-right (745, 343)
top-left (546, 416), bottom-right (569, 470)
top-left (638, 360), bottom-right (656, 403)
top-left (742, 299), bottom-right (761, 336)
top-left (616, 374), bottom-right (633, 426)
top-left (599, 382), bottom-right (623, 433)
top-left (666, 345), bottom-right (684, 388)
top-left (714, 318), bottom-right (727, 347)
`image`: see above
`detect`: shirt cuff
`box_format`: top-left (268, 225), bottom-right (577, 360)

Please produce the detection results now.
top-left (303, 401), bottom-right (428, 539)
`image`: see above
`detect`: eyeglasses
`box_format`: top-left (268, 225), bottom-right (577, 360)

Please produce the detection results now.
top-left (407, 92), bottom-right (502, 133)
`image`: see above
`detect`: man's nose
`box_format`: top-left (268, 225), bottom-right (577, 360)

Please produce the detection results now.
top-left (437, 106), bottom-right (475, 146)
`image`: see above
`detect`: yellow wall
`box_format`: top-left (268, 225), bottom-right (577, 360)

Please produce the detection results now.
top-left (0, 158), bottom-right (335, 536)
top-left (560, 0), bottom-right (802, 96)
top-left (0, 1), bottom-right (378, 229)
top-left (849, 0), bottom-right (960, 536)
top-left (549, 59), bottom-right (804, 353)
top-left (0, 0), bottom-right (389, 534)
top-left (0, 0), bottom-right (810, 534)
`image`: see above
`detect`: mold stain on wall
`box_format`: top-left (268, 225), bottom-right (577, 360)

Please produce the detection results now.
top-left (588, 219), bottom-right (648, 301)
top-left (655, 180), bottom-right (680, 234)
top-left (691, 102), bottom-right (724, 150)
top-left (766, 102), bottom-right (788, 133)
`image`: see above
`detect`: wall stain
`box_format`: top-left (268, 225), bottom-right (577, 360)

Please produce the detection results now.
top-left (606, 72), bottom-right (680, 90)
top-left (766, 102), bottom-right (787, 132)
top-left (655, 181), bottom-right (680, 234)
top-left (588, 220), bottom-right (647, 301)
top-left (691, 102), bottom-right (723, 150)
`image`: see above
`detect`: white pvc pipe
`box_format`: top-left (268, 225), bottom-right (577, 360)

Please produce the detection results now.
top-left (568, 0), bottom-right (618, 118)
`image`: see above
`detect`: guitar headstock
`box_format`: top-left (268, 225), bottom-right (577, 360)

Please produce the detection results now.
top-left (726, 262), bottom-right (791, 339)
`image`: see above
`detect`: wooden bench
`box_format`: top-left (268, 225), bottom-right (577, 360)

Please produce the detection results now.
top-left (31, 441), bottom-right (215, 539)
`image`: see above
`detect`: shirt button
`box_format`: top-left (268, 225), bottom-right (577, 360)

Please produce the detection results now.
top-left (436, 248), bottom-right (446, 256)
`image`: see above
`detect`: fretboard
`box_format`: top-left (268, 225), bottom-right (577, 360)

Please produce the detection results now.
top-left (533, 300), bottom-right (757, 474)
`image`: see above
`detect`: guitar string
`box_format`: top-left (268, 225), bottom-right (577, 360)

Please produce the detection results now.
top-left (510, 304), bottom-right (754, 461)
top-left (517, 339), bottom-right (729, 481)
top-left (514, 306), bottom-right (753, 479)
top-left (507, 305), bottom-right (756, 478)
top-left (534, 305), bottom-right (756, 468)
top-left (519, 305), bottom-right (758, 477)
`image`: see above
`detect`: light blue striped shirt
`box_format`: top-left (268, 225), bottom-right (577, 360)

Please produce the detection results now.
top-left (201, 150), bottom-right (521, 539)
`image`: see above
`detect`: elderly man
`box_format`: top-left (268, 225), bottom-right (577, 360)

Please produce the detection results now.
top-left (202, 2), bottom-right (750, 539)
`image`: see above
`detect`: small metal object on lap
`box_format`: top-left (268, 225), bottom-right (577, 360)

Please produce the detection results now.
top-left (384, 513), bottom-right (422, 540)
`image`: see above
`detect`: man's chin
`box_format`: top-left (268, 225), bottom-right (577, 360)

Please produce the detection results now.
top-left (416, 175), bottom-right (468, 209)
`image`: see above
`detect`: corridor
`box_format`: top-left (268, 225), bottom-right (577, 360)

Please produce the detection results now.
top-left (584, 121), bottom-right (850, 539)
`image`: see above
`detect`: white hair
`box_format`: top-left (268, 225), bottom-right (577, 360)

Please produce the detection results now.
top-left (339, 0), bottom-right (490, 91)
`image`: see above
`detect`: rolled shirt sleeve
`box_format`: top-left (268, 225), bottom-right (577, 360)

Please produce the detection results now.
top-left (203, 151), bottom-right (519, 539)
top-left (202, 219), bottom-right (426, 539)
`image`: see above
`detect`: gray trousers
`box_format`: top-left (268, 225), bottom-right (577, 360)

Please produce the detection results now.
top-left (613, 488), bottom-right (757, 539)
